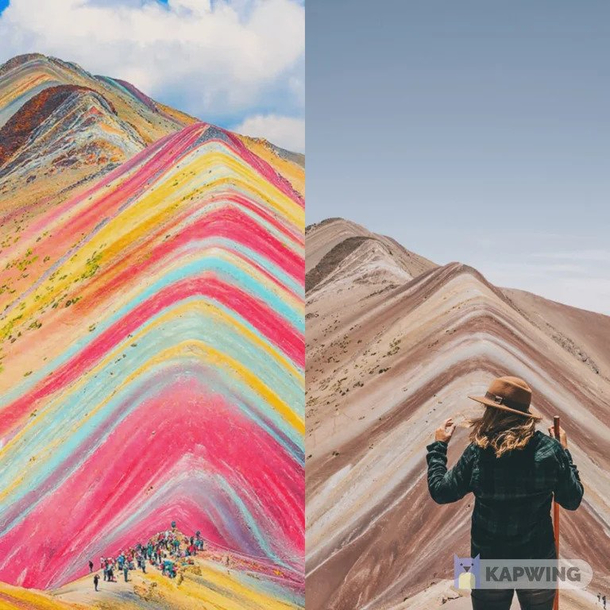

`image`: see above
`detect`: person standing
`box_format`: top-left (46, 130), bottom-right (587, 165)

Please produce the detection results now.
top-left (123, 564), bottom-right (129, 583)
top-left (426, 376), bottom-right (584, 610)
top-left (93, 574), bottom-right (100, 592)
top-left (88, 560), bottom-right (94, 573)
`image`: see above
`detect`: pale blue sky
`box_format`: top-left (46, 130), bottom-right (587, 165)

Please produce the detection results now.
top-left (307, 0), bottom-right (610, 314)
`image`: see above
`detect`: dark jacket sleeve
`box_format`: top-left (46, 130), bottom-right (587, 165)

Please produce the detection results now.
top-left (554, 446), bottom-right (584, 510)
top-left (426, 441), bottom-right (475, 504)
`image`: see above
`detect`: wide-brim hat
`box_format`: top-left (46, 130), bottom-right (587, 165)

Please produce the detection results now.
top-left (468, 376), bottom-right (542, 420)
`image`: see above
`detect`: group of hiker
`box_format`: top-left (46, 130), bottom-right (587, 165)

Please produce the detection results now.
top-left (90, 522), bottom-right (206, 591)
top-left (598, 594), bottom-right (607, 609)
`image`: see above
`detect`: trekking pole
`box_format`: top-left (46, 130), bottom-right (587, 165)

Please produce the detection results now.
top-left (553, 415), bottom-right (561, 610)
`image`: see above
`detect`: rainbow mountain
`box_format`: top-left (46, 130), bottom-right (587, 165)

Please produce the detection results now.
top-left (0, 54), bottom-right (304, 609)
top-left (306, 218), bottom-right (609, 610)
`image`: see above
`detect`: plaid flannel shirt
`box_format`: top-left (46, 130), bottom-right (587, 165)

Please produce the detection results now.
top-left (426, 430), bottom-right (583, 559)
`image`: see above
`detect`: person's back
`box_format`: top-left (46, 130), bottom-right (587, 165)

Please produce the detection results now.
top-left (470, 430), bottom-right (582, 559)
top-left (426, 376), bottom-right (584, 610)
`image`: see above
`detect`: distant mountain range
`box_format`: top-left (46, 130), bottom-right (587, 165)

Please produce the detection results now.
top-left (0, 53), bottom-right (304, 609)
top-left (305, 218), bottom-right (609, 610)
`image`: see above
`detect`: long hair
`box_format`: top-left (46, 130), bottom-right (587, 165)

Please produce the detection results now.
top-left (469, 407), bottom-right (536, 458)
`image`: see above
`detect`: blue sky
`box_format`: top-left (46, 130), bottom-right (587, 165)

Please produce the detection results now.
top-left (0, 0), bottom-right (304, 151)
top-left (307, 0), bottom-right (610, 314)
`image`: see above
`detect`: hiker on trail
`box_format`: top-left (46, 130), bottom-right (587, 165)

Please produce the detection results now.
top-left (123, 564), bottom-right (129, 583)
top-left (93, 574), bottom-right (99, 591)
top-left (603, 595), bottom-right (606, 609)
top-left (426, 376), bottom-right (584, 610)
top-left (88, 560), bottom-right (94, 573)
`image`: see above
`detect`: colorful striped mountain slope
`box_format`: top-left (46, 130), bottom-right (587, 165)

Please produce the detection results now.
top-left (306, 218), bottom-right (609, 610)
top-left (0, 52), bottom-right (304, 609)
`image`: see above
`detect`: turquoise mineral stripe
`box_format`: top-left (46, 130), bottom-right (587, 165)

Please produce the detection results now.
top-left (232, 561), bottom-right (304, 602)
top-left (215, 475), bottom-right (286, 567)
top-left (0, 310), bottom-right (303, 506)
top-left (0, 359), bottom-right (301, 537)
top-left (188, 237), bottom-right (302, 298)
top-left (0, 254), bottom-right (302, 407)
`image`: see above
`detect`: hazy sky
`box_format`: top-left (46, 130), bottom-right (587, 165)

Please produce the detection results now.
top-left (0, 0), bottom-right (304, 151)
top-left (307, 0), bottom-right (610, 314)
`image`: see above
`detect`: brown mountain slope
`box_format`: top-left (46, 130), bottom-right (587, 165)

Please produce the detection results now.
top-left (305, 219), bottom-right (610, 610)
top-left (306, 218), bottom-right (436, 292)
top-left (503, 288), bottom-right (610, 381)
top-left (0, 53), bottom-right (195, 141)
top-left (0, 53), bottom-right (194, 239)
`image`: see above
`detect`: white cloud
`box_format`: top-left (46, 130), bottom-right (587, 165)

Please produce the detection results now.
top-left (234, 114), bottom-right (304, 152)
top-left (0, 0), bottom-right (304, 126)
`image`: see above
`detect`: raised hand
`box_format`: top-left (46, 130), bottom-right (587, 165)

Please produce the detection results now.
top-left (435, 418), bottom-right (456, 443)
